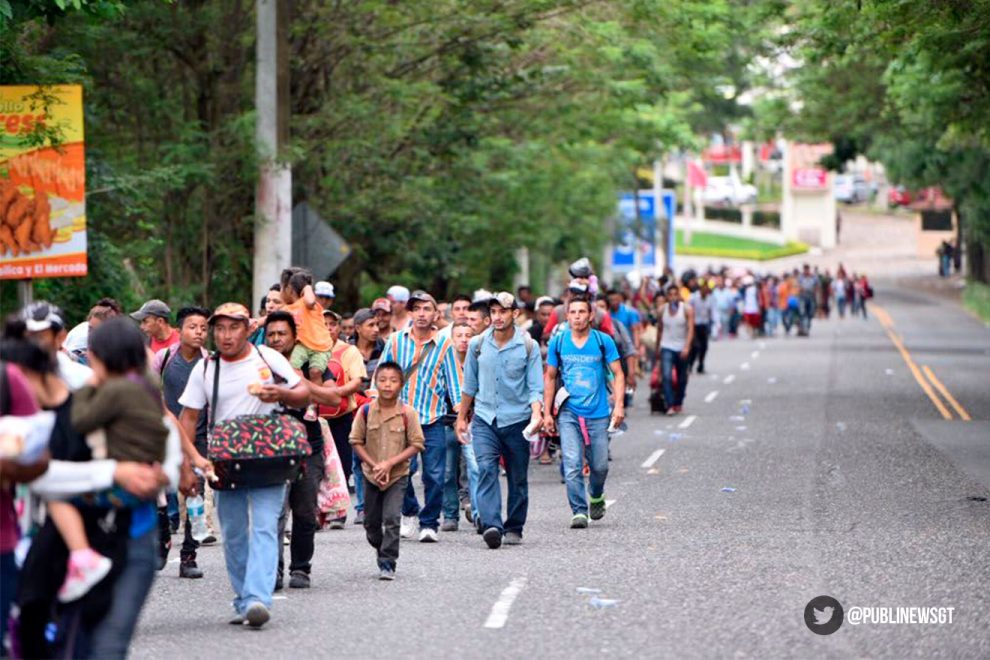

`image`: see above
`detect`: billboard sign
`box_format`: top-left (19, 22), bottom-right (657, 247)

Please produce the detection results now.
top-left (0, 85), bottom-right (87, 279)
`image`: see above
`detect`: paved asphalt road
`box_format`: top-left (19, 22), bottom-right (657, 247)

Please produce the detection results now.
top-left (130, 280), bottom-right (989, 659)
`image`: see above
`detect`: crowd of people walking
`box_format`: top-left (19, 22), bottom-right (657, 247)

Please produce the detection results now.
top-left (0, 257), bottom-right (873, 656)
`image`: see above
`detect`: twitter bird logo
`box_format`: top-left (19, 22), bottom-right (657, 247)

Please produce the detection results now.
top-left (805, 596), bottom-right (844, 635)
top-left (813, 607), bottom-right (834, 625)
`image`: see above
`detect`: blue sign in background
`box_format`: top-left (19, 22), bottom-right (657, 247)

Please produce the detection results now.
top-left (612, 190), bottom-right (676, 272)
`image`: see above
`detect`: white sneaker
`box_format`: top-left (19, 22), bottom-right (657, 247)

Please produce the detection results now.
top-left (400, 516), bottom-right (419, 539)
top-left (418, 528), bottom-right (438, 543)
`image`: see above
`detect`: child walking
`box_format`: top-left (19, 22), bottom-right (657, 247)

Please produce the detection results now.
top-left (281, 267), bottom-right (334, 420)
top-left (349, 361), bottom-right (424, 580)
top-left (53, 317), bottom-right (169, 602)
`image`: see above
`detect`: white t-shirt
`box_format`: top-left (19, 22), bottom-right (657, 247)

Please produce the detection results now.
top-left (178, 345), bottom-right (301, 424)
top-left (57, 351), bottom-right (93, 391)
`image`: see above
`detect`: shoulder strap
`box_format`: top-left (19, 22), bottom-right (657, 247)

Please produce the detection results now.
top-left (361, 402), bottom-right (371, 419)
top-left (208, 353), bottom-right (220, 430)
top-left (159, 348), bottom-right (172, 379)
top-left (523, 333), bottom-right (535, 360)
top-left (552, 331), bottom-right (564, 371)
top-left (403, 338), bottom-right (436, 381)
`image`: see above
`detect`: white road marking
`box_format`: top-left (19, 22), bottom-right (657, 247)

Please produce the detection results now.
top-left (605, 499), bottom-right (616, 509)
top-left (678, 415), bottom-right (697, 429)
top-left (484, 577), bottom-right (528, 629)
top-left (641, 449), bottom-right (666, 469)
top-left (740, 362), bottom-right (751, 370)
top-left (751, 350), bottom-right (760, 359)
top-left (168, 558), bottom-right (180, 564)
top-left (723, 374), bottom-right (736, 384)
top-left (704, 390), bottom-right (719, 403)
top-left (273, 595), bottom-right (288, 600)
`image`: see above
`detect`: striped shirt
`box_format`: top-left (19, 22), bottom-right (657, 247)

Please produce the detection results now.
top-left (378, 328), bottom-right (463, 425)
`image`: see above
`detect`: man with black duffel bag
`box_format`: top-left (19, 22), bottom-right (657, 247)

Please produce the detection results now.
top-left (178, 303), bottom-right (311, 630)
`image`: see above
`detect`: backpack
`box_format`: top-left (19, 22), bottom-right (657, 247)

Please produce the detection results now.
top-left (318, 349), bottom-right (350, 419)
top-left (471, 327), bottom-right (537, 362)
top-left (551, 329), bottom-right (614, 393)
top-left (552, 304), bottom-right (607, 336)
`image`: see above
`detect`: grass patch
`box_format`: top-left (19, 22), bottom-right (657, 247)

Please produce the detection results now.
top-left (963, 280), bottom-right (990, 323)
top-left (674, 230), bottom-right (808, 261)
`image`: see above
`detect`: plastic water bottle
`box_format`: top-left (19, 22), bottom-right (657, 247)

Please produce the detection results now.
top-left (186, 495), bottom-right (208, 542)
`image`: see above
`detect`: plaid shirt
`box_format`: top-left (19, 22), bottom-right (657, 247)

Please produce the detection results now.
top-left (378, 328), bottom-right (463, 425)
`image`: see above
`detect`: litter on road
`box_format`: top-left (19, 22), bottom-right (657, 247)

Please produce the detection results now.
top-left (589, 597), bottom-right (621, 609)
top-left (721, 487), bottom-right (737, 493)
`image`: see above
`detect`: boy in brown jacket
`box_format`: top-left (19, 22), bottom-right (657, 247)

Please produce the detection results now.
top-left (350, 361), bottom-right (424, 580)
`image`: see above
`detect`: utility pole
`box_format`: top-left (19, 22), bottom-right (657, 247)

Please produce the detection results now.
top-left (253, 0), bottom-right (292, 305)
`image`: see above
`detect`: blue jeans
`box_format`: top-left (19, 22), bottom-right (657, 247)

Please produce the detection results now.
top-left (402, 422), bottom-right (446, 530)
top-left (85, 526), bottom-right (157, 659)
top-left (216, 484), bottom-right (286, 614)
top-left (661, 348), bottom-right (688, 408)
top-left (799, 293), bottom-right (816, 333)
top-left (471, 418), bottom-right (530, 534)
top-left (557, 409), bottom-right (609, 515)
top-left (764, 307), bottom-right (780, 336)
top-left (352, 451), bottom-right (365, 514)
top-left (1, 551), bottom-right (16, 656)
top-left (443, 426), bottom-right (479, 521)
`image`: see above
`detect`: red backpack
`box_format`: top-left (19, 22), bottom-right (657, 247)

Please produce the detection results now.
top-left (318, 348), bottom-right (350, 419)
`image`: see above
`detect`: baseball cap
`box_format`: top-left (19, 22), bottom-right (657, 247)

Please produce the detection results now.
top-left (568, 257), bottom-right (593, 279)
top-left (130, 299), bottom-right (171, 322)
top-left (314, 281), bottom-right (335, 298)
top-left (535, 295), bottom-right (555, 308)
top-left (352, 308), bottom-right (375, 326)
top-left (407, 290), bottom-right (437, 307)
top-left (208, 302), bottom-right (251, 324)
top-left (386, 285), bottom-right (410, 303)
top-left (21, 301), bottom-right (66, 333)
top-left (322, 309), bottom-right (342, 321)
top-left (472, 288), bottom-right (493, 303)
top-left (371, 298), bottom-right (392, 313)
top-left (489, 291), bottom-right (518, 310)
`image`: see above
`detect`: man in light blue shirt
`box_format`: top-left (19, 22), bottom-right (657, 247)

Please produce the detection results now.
top-left (456, 292), bottom-right (544, 549)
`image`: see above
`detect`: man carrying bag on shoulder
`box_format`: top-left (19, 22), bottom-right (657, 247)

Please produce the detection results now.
top-left (178, 303), bottom-right (310, 630)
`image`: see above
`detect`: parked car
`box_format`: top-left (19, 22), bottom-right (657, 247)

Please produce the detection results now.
top-left (888, 185), bottom-right (912, 207)
top-left (833, 174), bottom-right (872, 203)
top-left (703, 176), bottom-right (757, 206)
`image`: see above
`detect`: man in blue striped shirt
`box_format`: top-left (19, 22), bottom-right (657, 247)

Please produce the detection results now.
top-left (377, 290), bottom-right (463, 542)
top-left (456, 292), bottom-right (544, 549)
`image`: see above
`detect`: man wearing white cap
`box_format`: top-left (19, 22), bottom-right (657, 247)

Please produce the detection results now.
top-left (387, 285), bottom-right (412, 333)
top-left (314, 281), bottom-right (335, 310)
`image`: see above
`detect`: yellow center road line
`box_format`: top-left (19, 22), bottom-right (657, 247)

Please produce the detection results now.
top-left (922, 365), bottom-right (972, 421)
top-left (872, 304), bottom-right (953, 420)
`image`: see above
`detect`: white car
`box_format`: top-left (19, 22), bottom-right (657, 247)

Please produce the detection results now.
top-left (702, 176), bottom-right (757, 206)
top-left (833, 174), bottom-right (872, 204)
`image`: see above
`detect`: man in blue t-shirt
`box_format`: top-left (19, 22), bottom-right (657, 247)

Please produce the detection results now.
top-left (543, 296), bottom-right (625, 529)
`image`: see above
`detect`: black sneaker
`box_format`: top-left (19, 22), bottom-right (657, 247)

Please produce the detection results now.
top-left (379, 567), bottom-right (395, 581)
top-left (289, 570), bottom-right (311, 589)
top-left (244, 602), bottom-right (270, 629)
top-left (156, 555), bottom-right (168, 571)
top-left (179, 561), bottom-right (204, 579)
top-left (354, 511), bottom-right (365, 525)
top-left (483, 527), bottom-right (502, 549)
top-left (590, 496), bottom-right (606, 521)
